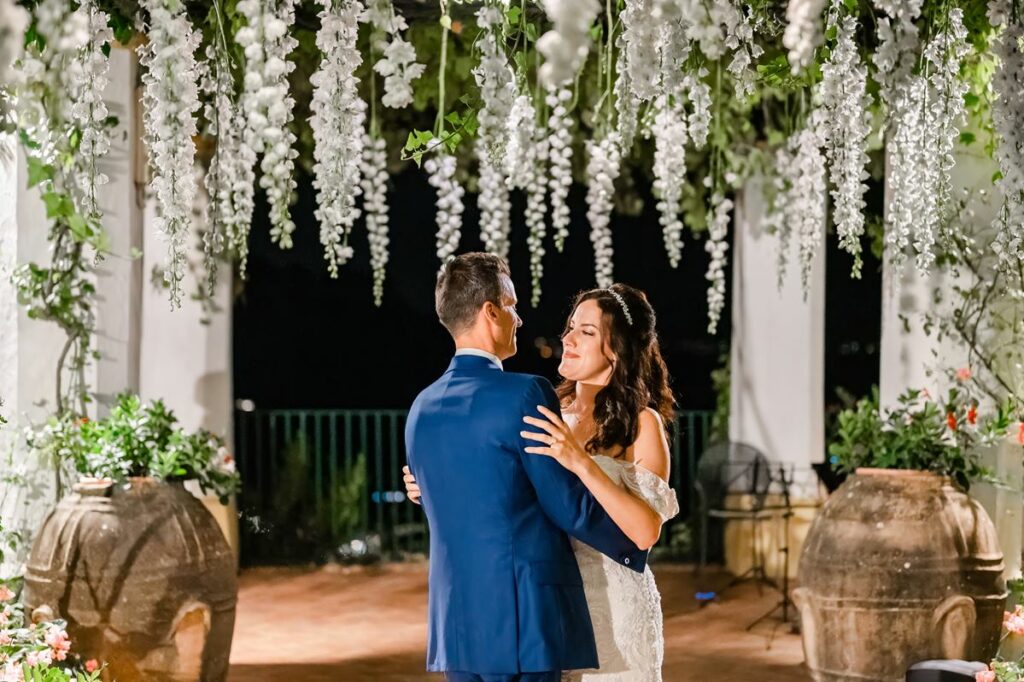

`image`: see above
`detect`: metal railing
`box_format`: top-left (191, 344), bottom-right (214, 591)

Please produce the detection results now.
top-left (235, 408), bottom-right (713, 565)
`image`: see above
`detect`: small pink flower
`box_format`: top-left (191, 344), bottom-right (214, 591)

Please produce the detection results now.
top-left (1007, 612), bottom-right (1024, 635)
top-left (25, 648), bottom-right (53, 667)
top-left (956, 367), bottom-right (972, 382)
top-left (44, 627), bottom-right (70, 661)
top-left (84, 659), bottom-right (99, 673)
top-left (0, 632), bottom-right (10, 646)
top-left (0, 587), bottom-right (13, 603)
top-left (975, 670), bottom-right (995, 682)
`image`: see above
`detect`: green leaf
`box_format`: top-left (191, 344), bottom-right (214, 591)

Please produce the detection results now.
top-left (67, 213), bottom-right (89, 240)
top-left (525, 23), bottom-right (538, 43)
top-left (993, 170), bottom-right (1004, 183)
top-left (26, 157), bottom-right (54, 188)
top-left (959, 131), bottom-right (976, 146)
top-left (963, 92), bottom-right (980, 108)
top-left (42, 192), bottom-right (73, 219)
top-left (505, 5), bottom-right (521, 25)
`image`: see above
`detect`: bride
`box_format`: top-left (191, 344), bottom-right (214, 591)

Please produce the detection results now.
top-left (406, 283), bottom-right (679, 682)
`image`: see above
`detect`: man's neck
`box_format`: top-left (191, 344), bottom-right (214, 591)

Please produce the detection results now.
top-left (454, 336), bottom-right (502, 360)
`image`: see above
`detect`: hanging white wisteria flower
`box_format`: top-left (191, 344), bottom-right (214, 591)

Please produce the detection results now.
top-left (677, 0), bottom-right (762, 98)
top-left (526, 129), bottom-right (550, 307)
top-left (685, 71), bottom-right (712, 148)
top-left (139, 0), bottom-right (202, 308)
top-left (477, 137), bottom-right (513, 258)
top-left (766, 144), bottom-right (795, 286)
top-left (426, 150), bottom-right (464, 265)
top-left (613, 50), bottom-right (640, 151)
top-left (0, 0), bottom-right (29, 87)
top-left (819, 6), bottom-right (871, 278)
top-left (872, 0), bottom-right (921, 105)
top-left (201, 38), bottom-right (255, 284)
top-left (652, 96), bottom-right (689, 268)
top-left (362, 0), bottom-right (424, 109)
top-left (885, 74), bottom-right (927, 269)
top-left (547, 86), bottom-right (574, 252)
top-left (705, 191), bottom-right (733, 334)
top-left (988, 0), bottom-right (1024, 275)
top-left (783, 0), bottom-right (827, 72)
top-left (311, 0), bottom-right (366, 278)
top-left (505, 93), bottom-right (539, 190)
top-left (361, 133), bottom-right (390, 306)
top-left (537, 0), bottom-right (601, 88)
top-left (236, 0), bottom-right (300, 249)
top-left (69, 0), bottom-right (112, 222)
top-left (620, 0), bottom-right (661, 101)
top-left (779, 110), bottom-right (828, 296)
top-left (586, 133), bottom-right (622, 289)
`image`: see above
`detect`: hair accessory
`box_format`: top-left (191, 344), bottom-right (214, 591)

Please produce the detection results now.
top-left (604, 288), bottom-right (633, 326)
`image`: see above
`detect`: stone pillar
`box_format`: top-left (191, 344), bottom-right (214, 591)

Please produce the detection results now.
top-left (139, 174), bottom-right (236, 559)
top-left (724, 177), bottom-right (827, 579)
top-left (1, 47), bottom-right (142, 575)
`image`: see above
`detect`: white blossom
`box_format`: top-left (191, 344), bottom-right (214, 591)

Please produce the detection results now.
top-left (685, 71), bottom-right (712, 148)
top-left (613, 46), bottom-right (640, 151)
top-left (989, 0), bottom-right (1024, 275)
top-left (547, 86), bottom-right (574, 252)
top-left (776, 110), bottom-right (827, 296)
top-left (505, 94), bottom-right (539, 190)
top-left (426, 151), bottom-right (464, 265)
top-left (478, 136), bottom-right (513, 258)
top-left (311, 0), bottom-right (366, 278)
top-left (139, 0), bottom-right (202, 308)
top-left (819, 7), bottom-right (871, 277)
top-left (677, 0), bottom-right (762, 98)
top-left (537, 0), bottom-right (601, 88)
top-left (236, 0), bottom-right (300, 249)
top-left (526, 129), bottom-right (550, 307)
top-left (783, 0), bottom-right (827, 72)
top-left (652, 95), bottom-right (689, 268)
top-left (362, 0), bottom-right (424, 109)
top-left (69, 0), bottom-right (112, 222)
top-left (0, 0), bottom-right (29, 87)
top-left (586, 133), bottom-right (622, 289)
top-left (361, 134), bottom-right (390, 306)
top-left (621, 0), bottom-right (662, 101)
top-left (705, 191), bottom-right (733, 334)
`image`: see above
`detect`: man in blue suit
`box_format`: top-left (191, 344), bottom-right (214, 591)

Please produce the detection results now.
top-left (405, 253), bottom-right (648, 682)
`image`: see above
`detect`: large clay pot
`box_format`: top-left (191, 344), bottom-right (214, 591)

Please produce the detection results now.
top-left (23, 478), bottom-right (237, 681)
top-left (794, 469), bottom-right (1006, 682)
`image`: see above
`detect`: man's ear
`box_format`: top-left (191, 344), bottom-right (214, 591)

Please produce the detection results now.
top-left (481, 300), bottom-right (500, 323)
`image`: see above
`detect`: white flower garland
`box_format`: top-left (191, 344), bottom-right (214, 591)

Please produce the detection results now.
top-left (0, 0), bottom-right (28, 88)
top-left (537, 0), bottom-right (602, 88)
top-left (547, 85), bottom-right (574, 252)
top-left (70, 0), bottom-right (112, 222)
top-left (236, 0), bottom-right (299, 249)
top-left (819, 7), bottom-right (871, 277)
top-left (652, 95), bottom-right (689, 268)
top-left (777, 110), bottom-right (828, 295)
top-left (783, 0), bottom-right (828, 72)
top-left (526, 128), bottom-right (550, 307)
top-left (361, 133), bottom-right (390, 306)
top-left (426, 151), bottom-right (464, 265)
top-left (505, 93), bottom-right (539, 190)
top-left (139, 0), bottom-right (202, 308)
top-left (678, 0), bottom-right (762, 99)
top-left (311, 0), bottom-right (366, 278)
top-left (685, 71), bottom-right (713, 148)
top-left (705, 191), bottom-right (733, 334)
top-left (586, 133), bottom-right (622, 289)
top-left (620, 0), bottom-right (661, 101)
top-left (989, 0), bottom-right (1024, 276)
top-left (613, 45), bottom-right (640, 151)
top-left (478, 136), bottom-right (513, 258)
top-left (362, 0), bottom-right (424, 109)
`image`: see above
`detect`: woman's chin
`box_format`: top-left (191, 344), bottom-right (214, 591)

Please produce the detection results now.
top-left (557, 362), bottom-right (576, 380)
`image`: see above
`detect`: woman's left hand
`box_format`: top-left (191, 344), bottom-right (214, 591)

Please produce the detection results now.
top-left (522, 405), bottom-right (591, 475)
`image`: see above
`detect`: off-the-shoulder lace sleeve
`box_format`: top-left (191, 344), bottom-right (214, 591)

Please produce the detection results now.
top-left (619, 461), bottom-right (680, 523)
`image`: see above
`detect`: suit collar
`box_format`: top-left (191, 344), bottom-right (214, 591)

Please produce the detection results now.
top-left (447, 352), bottom-right (504, 373)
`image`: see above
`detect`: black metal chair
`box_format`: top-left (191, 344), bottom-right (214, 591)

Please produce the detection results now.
top-left (694, 442), bottom-right (774, 591)
top-left (906, 660), bottom-right (989, 681)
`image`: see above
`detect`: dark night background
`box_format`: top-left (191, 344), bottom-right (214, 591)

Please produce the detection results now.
top-left (232, 163), bottom-right (884, 440)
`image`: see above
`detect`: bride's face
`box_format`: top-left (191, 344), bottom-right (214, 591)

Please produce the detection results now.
top-left (559, 300), bottom-right (616, 386)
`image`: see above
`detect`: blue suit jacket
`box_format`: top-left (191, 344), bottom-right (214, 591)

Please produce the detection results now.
top-left (405, 354), bottom-right (648, 674)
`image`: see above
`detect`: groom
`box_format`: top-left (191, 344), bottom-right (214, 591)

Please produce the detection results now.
top-left (405, 253), bottom-right (647, 682)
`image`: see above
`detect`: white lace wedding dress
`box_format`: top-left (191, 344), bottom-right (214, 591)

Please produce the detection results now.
top-left (563, 454), bottom-right (680, 682)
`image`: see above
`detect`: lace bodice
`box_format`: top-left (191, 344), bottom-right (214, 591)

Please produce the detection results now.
top-left (564, 455), bottom-right (679, 682)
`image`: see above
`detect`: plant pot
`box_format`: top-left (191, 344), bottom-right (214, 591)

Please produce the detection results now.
top-left (793, 468), bottom-right (1006, 682)
top-left (22, 477), bottom-right (237, 681)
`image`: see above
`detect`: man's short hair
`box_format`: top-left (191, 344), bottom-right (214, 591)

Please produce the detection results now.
top-left (435, 253), bottom-right (511, 336)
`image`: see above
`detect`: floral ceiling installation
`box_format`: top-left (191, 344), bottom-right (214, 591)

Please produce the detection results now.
top-left (1, 0), bottom-right (1022, 331)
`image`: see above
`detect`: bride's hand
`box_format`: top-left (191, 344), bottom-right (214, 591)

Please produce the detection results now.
top-left (522, 405), bottom-right (591, 475)
top-left (402, 465), bottom-right (421, 505)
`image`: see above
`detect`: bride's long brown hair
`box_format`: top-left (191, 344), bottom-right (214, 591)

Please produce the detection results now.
top-left (555, 284), bottom-right (676, 457)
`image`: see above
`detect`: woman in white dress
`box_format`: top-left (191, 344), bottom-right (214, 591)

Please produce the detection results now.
top-left (406, 284), bottom-right (678, 681)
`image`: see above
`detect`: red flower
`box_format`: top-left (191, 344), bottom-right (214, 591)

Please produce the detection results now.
top-left (947, 412), bottom-right (958, 431)
top-left (967, 405), bottom-right (977, 425)
top-left (85, 659), bottom-right (99, 673)
top-left (1018, 422), bottom-right (1024, 446)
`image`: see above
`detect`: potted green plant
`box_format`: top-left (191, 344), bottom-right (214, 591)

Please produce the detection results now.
top-left (795, 380), bottom-right (1020, 682)
top-left (19, 394), bottom-right (241, 682)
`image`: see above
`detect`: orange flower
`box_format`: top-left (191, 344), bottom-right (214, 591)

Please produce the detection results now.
top-left (967, 405), bottom-right (977, 425)
top-left (1018, 422), bottom-right (1024, 446)
top-left (956, 367), bottom-right (972, 382)
top-left (451, 20), bottom-right (464, 34)
top-left (947, 412), bottom-right (957, 431)
top-left (78, 416), bottom-right (89, 425)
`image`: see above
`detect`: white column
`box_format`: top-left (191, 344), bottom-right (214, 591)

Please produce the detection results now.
top-left (725, 177), bottom-right (827, 579)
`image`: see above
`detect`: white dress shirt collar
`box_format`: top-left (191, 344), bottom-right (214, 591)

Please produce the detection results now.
top-left (454, 348), bottom-right (504, 370)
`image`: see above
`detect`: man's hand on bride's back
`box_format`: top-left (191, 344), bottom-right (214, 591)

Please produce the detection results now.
top-left (402, 465), bottom-right (422, 505)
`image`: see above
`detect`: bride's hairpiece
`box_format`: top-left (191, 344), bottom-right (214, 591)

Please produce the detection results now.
top-left (603, 288), bottom-right (633, 326)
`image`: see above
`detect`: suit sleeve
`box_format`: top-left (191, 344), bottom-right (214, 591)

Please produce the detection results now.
top-left (517, 376), bottom-right (648, 573)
